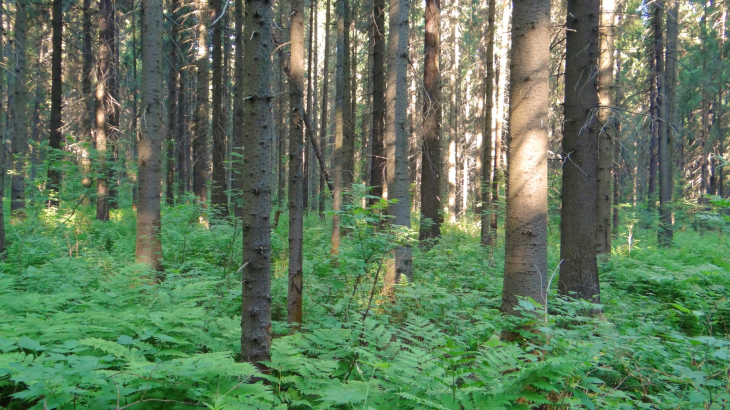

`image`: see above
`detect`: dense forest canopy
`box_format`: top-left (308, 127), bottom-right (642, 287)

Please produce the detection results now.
top-left (1, 0), bottom-right (730, 408)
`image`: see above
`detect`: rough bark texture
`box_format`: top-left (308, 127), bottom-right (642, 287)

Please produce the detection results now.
top-left (319, 0), bottom-right (332, 219)
top-left (558, 0), bottom-right (600, 304)
top-left (47, 0), bottom-right (63, 206)
top-left (418, 0), bottom-right (442, 242)
top-left (500, 0), bottom-right (550, 315)
top-left (231, 0), bottom-right (243, 217)
top-left (211, 0), bottom-right (227, 214)
top-left (288, 0), bottom-right (305, 326)
top-left (193, 0), bottom-right (210, 206)
top-left (656, 1), bottom-right (673, 246)
top-left (166, 0), bottom-right (180, 206)
top-left (342, 0), bottom-right (354, 203)
top-left (81, 0), bottom-right (94, 191)
top-left (647, 5), bottom-right (659, 207)
top-left (613, 47), bottom-right (622, 236)
top-left (240, 0), bottom-right (274, 368)
top-left (177, 54), bottom-right (188, 199)
top-left (368, 0), bottom-right (386, 204)
top-left (136, 0), bottom-right (164, 271)
top-left (384, 0), bottom-right (412, 288)
top-left (480, 0), bottom-right (495, 246)
top-left (491, 1), bottom-right (510, 233)
top-left (446, 0), bottom-right (459, 222)
top-left (304, 0), bottom-right (315, 212)
top-left (331, 0), bottom-right (347, 255)
top-left (595, 0), bottom-right (615, 254)
top-left (0, 0), bottom-right (6, 253)
top-left (10, 0), bottom-right (28, 214)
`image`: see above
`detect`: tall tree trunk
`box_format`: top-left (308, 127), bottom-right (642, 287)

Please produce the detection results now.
top-left (0, 0), bottom-right (6, 254)
top-left (368, 0), bottom-right (385, 204)
top-left (419, 0), bottom-right (442, 242)
top-left (612, 45), bottom-right (622, 237)
top-left (166, 0), bottom-right (180, 206)
top-left (131, 7), bottom-right (139, 208)
top-left (331, 0), bottom-right (347, 255)
top-left (241, 0), bottom-right (274, 368)
top-left (193, 0), bottom-right (211, 207)
top-left (211, 0), bottom-right (227, 213)
top-left (137, 0), bottom-right (164, 271)
top-left (287, 0), bottom-right (305, 327)
top-left (447, 0), bottom-right (459, 222)
top-left (47, 0), bottom-right (63, 206)
top-left (384, 0), bottom-right (412, 288)
top-left (342, 0), bottom-right (354, 203)
top-left (232, 0), bottom-right (243, 217)
top-left (558, 0), bottom-right (600, 304)
top-left (81, 0), bottom-right (93, 192)
top-left (480, 0), bottom-right (495, 246)
top-left (491, 0), bottom-right (509, 233)
top-left (656, 1), bottom-right (673, 245)
top-left (595, 0), bottom-right (615, 254)
top-left (310, 0), bottom-right (319, 212)
top-left (647, 6), bottom-right (659, 208)
top-left (500, 0), bottom-right (550, 316)
top-left (665, 1), bottom-right (678, 201)
top-left (304, 0), bottom-right (315, 212)
top-left (319, 0), bottom-right (332, 219)
top-left (10, 0), bottom-right (28, 215)
top-left (177, 59), bottom-right (188, 200)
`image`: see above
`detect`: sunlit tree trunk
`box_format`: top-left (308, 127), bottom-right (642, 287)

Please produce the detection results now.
top-left (319, 0), bottom-right (332, 219)
top-left (136, 0), bottom-right (164, 271)
top-left (368, 0), bottom-right (385, 204)
top-left (211, 0), bottom-right (227, 213)
top-left (240, 0), bottom-right (274, 368)
top-left (480, 0), bottom-right (495, 246)
top-left (491, 0), bottom-right (509, 234)
top-left (231, 0), bottom-right (243, 217)
top-left (384, 0), bottom-right (412, 288)
top-left (47, 0), bottom-right (63, 206)
top-left (501, 0), bottom-right (550, 316)
top-left (331, 0), bottom-right (347, 255)
top-left (447, 0), bottom-right (459, 222)
top-left (166, 0), bottom-right (180, 206)
top-left (81, 0), bottom-right (93, 193)
top-left (193, 0), bottom-right (210, 207)
top-left (0, 0), bottom-right (6, 253)
top-left (9, 0), bottom-right (27, 215)
top-left (656, 1), bottom-right (673, 246)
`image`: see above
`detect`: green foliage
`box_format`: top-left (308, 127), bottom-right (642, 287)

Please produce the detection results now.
top-left (1, 201), bottom-right (730, 409)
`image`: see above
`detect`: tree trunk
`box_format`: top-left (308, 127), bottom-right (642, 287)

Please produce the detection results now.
top-left (384, 0), bottom-right (412, 288)
top-left (304, 0), bottom-right (315, 212)
top-left (193, 0), bottom-right (210, 207)
top-left (656, 1), bottom-right (673, 246)
top-left (319, 0), bottom-right (332, 219)
top-left (10, 0), bottom-right (28, 215)
top-left (447, 0), bottom-right (459, 222)
top-left (166, 0), bottom-right (180, 206)
top-left (500, 0), bottom-right (550, 316)
top-left (137, 0), bottom-right (164, 271)
top-left (558, 0), bottom-right (600, 304)
top-left (491, 0), bottom-right (509, 233)
top-left (232, 0), bottom-right (243, 217)
top-left (240, 0), bottom-right (274, 368)
top-left (81, 0), bottom-right (93, 192)
top-left (47, 0), bottom-right (63, 206)
top-left (0, 0), bottom-right (6, 254)
top-left (177, 48), bottom-right (188, 200)
top-left (342, 0), bottom-right (354, 203)
top-left (419, 0), bottom-right (442, 242)
top-left (287, 0), bottom-right (305, 327)
top-left (331, 0), bottom-right (347, 255)
top-left (368, 0), bottom-right (386, 204)
top-left (612, 46), bottom-right (622, 237)
top-left (647, 7), bottom-right (659, 208)
top-left (595, 0), bottom-right (615, 254)
top-left (211, 0), bottom-right (227, 213)
top-left (310, 0), bottom-right (319, 212)
top-left (131, 8), bottom-right (139, 208)
top-left (480, 0), bottom-right (495, 246)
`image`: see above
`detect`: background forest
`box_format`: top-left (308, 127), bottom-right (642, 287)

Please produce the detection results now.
top-left (1, 0), bottom-right (730, 408)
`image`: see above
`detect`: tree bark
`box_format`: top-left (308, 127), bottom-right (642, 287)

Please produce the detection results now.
top-left (288, 0), bottom-right (305, 327)
top-left (447, 0), bottom-right (459, 222)
top-left (9, 0), bottom-right (28, 215)
top-left (647, 5), bottom-right (659, 208)
top-left (137, 0), bottom-right (164, 271)
top-left (241, 0), bottom-right (274, 368)
top-left (480, 0), bottom-right (495, 246)
top-left (558, 0), bottom-right (601, 304)
top-left (384, 0), bottom-right (412, 288)
top-left (211, 0), bottom-right (227, 213)
top-left (318, 0), bottom-right (332, 219)
top-left (231, 0), bottom-right (243, 218)
top-left (0, 0), bottom-right (6, 254)
top-left (418, 0), bottom-right (442, 242)
top-left (368, 0), bottom-right (385, 204)
top-left (500, 0), bottom-right (550, 316)
top-left (81, 0), bottom-right (94, 192)
top-left (331, 0), bottom-right (347, 255)
top-left (193, 0), bottom-right (211, 207)
top-left (177, 44), bottom-right (188, 199)
top-left (656, 1), bottom-right (673, 246)
top-left (304, 0), bottom-right (315, 212)
top-left (491, 0), bottom-right (509, 233)
top-left (343, 0), bottom-right (354, 203)
top-left (595, 0), bottom-right (615, 254)
top-left (166, 0), bottom-right (180, 206)
top-left (47, 0), bottom-right (63, 206)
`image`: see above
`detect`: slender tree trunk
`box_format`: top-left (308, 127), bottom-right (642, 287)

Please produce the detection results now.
top-left (47, 0), bottom-right (63, 206)
top-left (331, 0), bottom-right (347, 254)
top-left (193, 0), bottom-right (211, 207)
top-left (166, 0), bottom-right (180, 206)
top-left (177, 50), bottom-right (188, 200)
top-left (304, 0), bottom-right (315, 212)
top-left (647, 6), bottom-right (659, 209)
top-left (419, 0), bottom-right (442, 242)
top-left (81, 0), bottom-right (93, 192)
top-left (232, 0), bottom-right (243, 217)
top-left (211, 0), bottom-right (227, 213)
top-left (107, 0), bottom-right (120, 210)
top-left (558, 0), bottom-right (600, 304)
top-left (10, 0), bottom-right (28, 215)
top-left (241, 0), bottom-right (274, 368)
top-left (656, 0), bottom-right (673, 245)
top-left (384, 0), bottom-right (412, 288)
top-left (613, 47), bottom-right (622, 237)
top-left (0, 0), bottom-right (6, 254)
top-left (491, 0), bottom-right (509, 233)
top-left (447, 0), bottom-right (459, 222)
top-left (368, 0), bottom-right (385, 204)
top-left (287, 0), bottom-right (305, 327)
top-left (310, 0), bottom-right (319, 212)
top-left (500, 0), bottom-right (550, 316)
top-left (319, 0), bottom-right (332, 219)
top-left (131, 8), bottom-right (139, 208)
top-left (595, 0), bottom-right (615, 253)
top-left (137, 0), bottom-right (164, 270)
top-left (480, 0), bottom-right (495, 246)
top-left (342, 0), bottom-right (354, 203)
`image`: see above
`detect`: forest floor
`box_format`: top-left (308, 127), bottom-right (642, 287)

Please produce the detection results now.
top-left (1, 201), bottom-right (729, 409)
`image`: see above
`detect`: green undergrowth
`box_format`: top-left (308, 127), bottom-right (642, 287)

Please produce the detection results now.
top-left (0, 200), bottom-right (729, 409)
